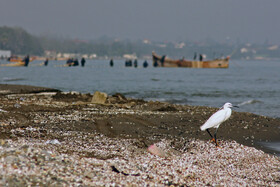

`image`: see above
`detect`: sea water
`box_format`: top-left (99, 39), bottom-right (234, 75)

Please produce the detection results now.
top-left (1, 59), bottom-right (279, 118)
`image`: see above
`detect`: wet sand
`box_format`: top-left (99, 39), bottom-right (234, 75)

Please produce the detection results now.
top-left (0, 84), bottom-right (279, 185)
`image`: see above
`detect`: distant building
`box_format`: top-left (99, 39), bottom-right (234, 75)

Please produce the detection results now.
top-left (0, 50), bottom-right (11, 58)
top-left (175, 42), bottom-right (186, 49)
top-left (89, 54), bottom-right (97, 59)
top-left (62, 53), bottom-right (77, 59)
top-left (268, 45), bottom-right (278, 50)
top-left (143, 39), bottom-right (151, 44)
top-left (45, 50), bottom-right (57, 59)
top-left (123, 53), bottom-right (137, 59)
top-left (240, 48), bottom-right (248, 53)
top-left (81, 54), bottom-right (89, 59)
top-left (157, 44), bottom-right (167, 48)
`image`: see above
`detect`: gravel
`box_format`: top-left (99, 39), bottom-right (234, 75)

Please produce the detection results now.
top-left (0, 137), bottom-right (279, 186)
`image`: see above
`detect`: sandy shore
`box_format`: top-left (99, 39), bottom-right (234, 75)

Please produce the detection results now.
top-left (0, 84), bottom-right (279, 186)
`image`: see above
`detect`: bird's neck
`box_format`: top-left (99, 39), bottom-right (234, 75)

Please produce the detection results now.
top-left (224, 107), bottom-right (232, 112)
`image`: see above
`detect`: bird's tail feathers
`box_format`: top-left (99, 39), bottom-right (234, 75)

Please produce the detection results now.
top-left (200, 124), bottom-right (207, 131)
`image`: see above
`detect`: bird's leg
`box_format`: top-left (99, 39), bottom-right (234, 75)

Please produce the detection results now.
top-left (206, 129), bottom-right (215, 143)
top-left (214, 128), bottom-right (219, 147)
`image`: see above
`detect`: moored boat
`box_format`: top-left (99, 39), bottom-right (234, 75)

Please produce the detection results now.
top-left (7, 56), bottom-right (36, 63)
top-left (8, 57), bottom-right (23, 63)
top-left (152, 52), bottom-right (230, 68)
top-left (1, 56), bottom-right (36, 67)
top-left (1, 61), bottom-right (25, 67)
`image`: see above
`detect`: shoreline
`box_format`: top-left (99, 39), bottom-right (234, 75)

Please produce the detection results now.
top-left (0, 84), bottom-right (280, 185)
top-left (0, 84), bottom-right (279, 155)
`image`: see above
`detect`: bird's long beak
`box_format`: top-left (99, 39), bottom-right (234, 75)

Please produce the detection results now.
top-left (233, 105), bottom-right (239, 108)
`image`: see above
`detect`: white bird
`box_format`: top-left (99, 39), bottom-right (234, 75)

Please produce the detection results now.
top-left (200, 102), bottom-right (238, 146)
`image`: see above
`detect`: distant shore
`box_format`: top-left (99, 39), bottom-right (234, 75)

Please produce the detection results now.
top-left (0, 84), bottom-right (279, 185)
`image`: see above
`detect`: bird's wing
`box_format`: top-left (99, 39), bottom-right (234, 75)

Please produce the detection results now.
top-left (200, 109), bottom-right (227, 130)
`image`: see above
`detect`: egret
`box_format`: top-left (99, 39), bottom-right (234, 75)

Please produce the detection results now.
top-left (200, 102), bottom-right (238, 146)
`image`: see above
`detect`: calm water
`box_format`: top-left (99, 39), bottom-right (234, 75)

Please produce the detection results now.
top-left (0, 59), bottom-right (280, 155)
top-left (1, 59), bottom-right (279, 118)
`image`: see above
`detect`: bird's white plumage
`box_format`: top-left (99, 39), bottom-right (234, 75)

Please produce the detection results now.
top-left (200, 102), bottom-right (233, 131)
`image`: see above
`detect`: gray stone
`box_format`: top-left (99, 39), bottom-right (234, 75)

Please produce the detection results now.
top-left (91, 91), bottom-right (108, 104)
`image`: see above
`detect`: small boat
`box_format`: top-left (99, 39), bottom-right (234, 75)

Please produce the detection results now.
top-left (1, 56), bottom-right (36, 67)
top-left (8, 57), bottom-right (23, 63)
top-left (1, 61), bottom-right (26, 67)
top-left (152, 52), bottom-right (230, 68)
top-left (7, 56), bottom-right (36, 63)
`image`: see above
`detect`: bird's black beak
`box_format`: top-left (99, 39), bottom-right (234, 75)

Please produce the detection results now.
top-left (233, 105), bottom-right (239, 108)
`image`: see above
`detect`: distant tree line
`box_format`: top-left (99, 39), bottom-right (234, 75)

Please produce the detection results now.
top-left (0, 26), bottom-right (43, 55)
top-left (1, 26), bottom-right (280, 60)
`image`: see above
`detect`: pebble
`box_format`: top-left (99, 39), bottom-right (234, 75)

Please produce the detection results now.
top-left (45, 139), bottom-right (61, 145)
top-left (0, 137), bottom-right (279, 186)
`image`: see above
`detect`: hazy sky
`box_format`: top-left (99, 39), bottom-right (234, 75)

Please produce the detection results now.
top-left (1, 0), bottom-right (280, 44)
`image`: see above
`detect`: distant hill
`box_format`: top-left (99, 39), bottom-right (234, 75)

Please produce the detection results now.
top-left (1, 26), bottom-right (280, 60)
top-left (0, 26), bottom-right (43, 55)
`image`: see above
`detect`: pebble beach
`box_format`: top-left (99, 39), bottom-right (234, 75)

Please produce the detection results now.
top-left (0, 84), bottom-right (279, 186)
top-left (1, 137), bottom-right (279, 186)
